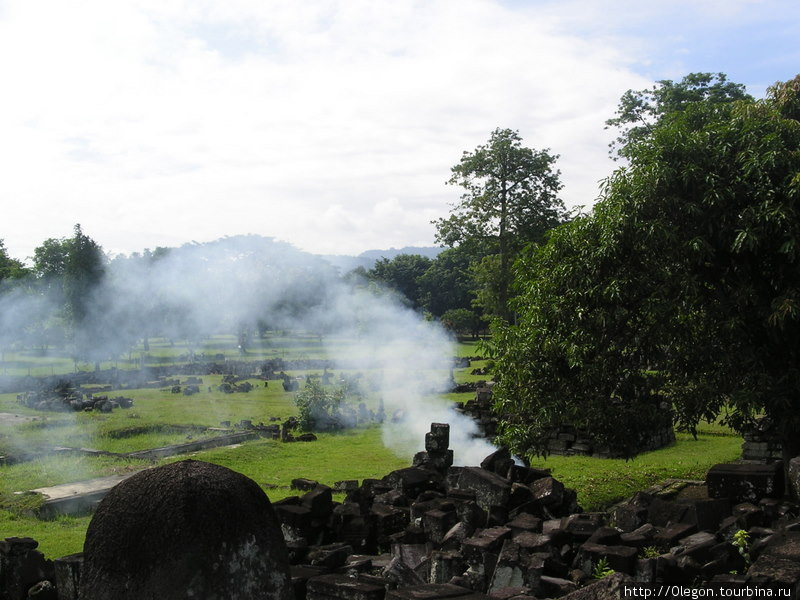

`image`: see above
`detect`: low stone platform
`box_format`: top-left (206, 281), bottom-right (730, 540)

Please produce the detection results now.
top-left (30, 473), bottom-right (142, 517)
top-left (20, 432), bottom-right (262, 516)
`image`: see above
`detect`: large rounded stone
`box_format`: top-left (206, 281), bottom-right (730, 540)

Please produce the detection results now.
top-left (80, 460), bottom-right (292, 600)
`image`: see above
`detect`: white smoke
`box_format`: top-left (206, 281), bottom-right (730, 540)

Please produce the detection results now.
top-left (1, 235), bottom-right (500, 465)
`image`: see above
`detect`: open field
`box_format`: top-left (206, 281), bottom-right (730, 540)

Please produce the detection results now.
top-left (0, 336), bottom-right (743, 559)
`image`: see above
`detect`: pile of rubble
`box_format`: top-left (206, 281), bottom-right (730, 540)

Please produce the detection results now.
top-left (3, 425), bottom-right (800, 599)
top-left (273, 426), bottom-right (800, 599)
top-left (17, 381), bottom-right (134, 413)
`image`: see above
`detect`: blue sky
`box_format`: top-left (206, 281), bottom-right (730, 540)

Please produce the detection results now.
top-left (1, 0), bottom-right (797, 260)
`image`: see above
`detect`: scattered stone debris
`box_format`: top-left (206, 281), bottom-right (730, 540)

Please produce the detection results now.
top-left (17, 381), bottom-right (134, 414)
top-left (4, 424), bottom-right (800, 599)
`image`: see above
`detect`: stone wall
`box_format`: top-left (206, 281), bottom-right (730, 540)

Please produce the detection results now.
top-left (455, 383), bottom-right (675, 459)
top-left (741, 417), bottom-right (783, 462)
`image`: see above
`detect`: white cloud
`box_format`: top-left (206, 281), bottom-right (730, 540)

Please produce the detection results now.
top-left (4, 0), bottom-right (791, 260)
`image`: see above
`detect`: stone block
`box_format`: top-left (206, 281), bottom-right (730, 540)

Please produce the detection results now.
top-left (574, 542), bottom-right (638, 575)
top-left (653, 523), bottom-right (696, 552)
top-left (303, 485), bottom-right (334, 518)
top-left (384, 467), bottom-right (444, 498)
top-left (733, 502), bottom-right (768, 530)
top-left (530, 477), bottom-right (564, 508)
top-left (410, 495), bottom-right (448, 520)
top-left (456, 468), bottom-right (511, 513)
top-left (293, 478), bottom-right (321, 491)
top-left (507, 466), bottom-right (550, 485)
top-left (487, 541), bottom-right (526, 592)
top-left (430, 551), bottom-right (467, 584)
top-left (508, 484), bottom-right (534, 511)
top-left (461, 527), bottom-right (512, 564)
top-left (646, 497), bottom-right (689, 527)
top-left (54, 552), bottom-right (83, 600)
top-left (512, 532), bottom-right (558, 556)
top-left (685, 497), bottom-right (731, 531)
top-left (371, 504), bottom-right (410, 543)
top-left (561, 514), bottom-right (604, 542)
top-left (426, 423), bottom-right (450, 453)
top-left (308, 543), bottom-right (353, 569)
top-left (585, 526), bottom-right (621, 546)
top-left (423, 509), bottom-right (459, 545)
top-left (507, 513), bottom-right (542, 536)
top-left (546, 439), bottom-right (569, 453)
top-left (442, 522), bottom-right (475, 551)
top-left (481, 447), bottom-right (515, 478)
top-left (706, 462), bottom-right (784, 504)
top-left (536, 575), bottom-right (576, 597)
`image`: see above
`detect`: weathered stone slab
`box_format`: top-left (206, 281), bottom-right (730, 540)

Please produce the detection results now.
top-left (386, 583), bottom-right (487, 600)
top-left (384, 467), bottom-right (443, 498)
top-left (706, 463), bottom-right (783, 504)
top-left (456, 468), bottom-right (511, 513)
top-left (559, 572), bottom-right (632, 600)
top-left (507, 513), bottom-right (542, 536)
top-left (748, 531), bottom-right (800, 586)
top-left (307, 573), bottom-right (387, 600)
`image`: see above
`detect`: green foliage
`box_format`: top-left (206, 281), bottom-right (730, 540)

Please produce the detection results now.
top-left (441, 308), bottom-right (482, 338)
top-left (417, 246), bottom-right (477, 318)
top-left (0, 240), bottom-right (29, 285)
top-left (293, 379), bottom-right (347, 431)
top-left (368, 254), bottom-right (432, 310)
top-left (732, 529), bottom-right (751, 566)
top-left (606, 72), bottom-right (751, 160)
top-left (492, 73), bottom-right (800, 463)
top-left (592, 557), bottom-right (615, 579)
top-left (641, 546), bottom-right (661, 559)
top-left (433, 128), bottom-right (566, 321)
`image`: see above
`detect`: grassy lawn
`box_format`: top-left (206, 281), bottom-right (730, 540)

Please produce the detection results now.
top-left (0, 338), bottom-right (744, 560)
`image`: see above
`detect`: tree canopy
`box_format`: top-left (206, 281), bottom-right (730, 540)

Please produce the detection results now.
top-left (0, 240), bottom-right (28, 285)
top-left (434, 128), bottom-right (566, 321)
top-left (605, 72), bottom-right (752, 160)
top-left (492, 74), bottom-right (800, 465)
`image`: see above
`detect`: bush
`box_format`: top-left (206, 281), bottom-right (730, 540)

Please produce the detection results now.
top-left (294, 380), bottom-right (347, 431)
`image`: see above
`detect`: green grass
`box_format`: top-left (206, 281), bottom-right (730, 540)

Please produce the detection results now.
top-left (528, 432), bottom-right (742, 510)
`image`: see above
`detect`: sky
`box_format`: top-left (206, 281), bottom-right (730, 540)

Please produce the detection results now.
top-left (1, 0), bottom-right (798, 261)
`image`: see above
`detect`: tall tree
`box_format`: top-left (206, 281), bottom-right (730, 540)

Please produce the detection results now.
top-left (63, 224), bottom-right (106, 324)
top-left (433, 128), bottom-right (565, 321)
top-left (492, 75), bottom-right (800, 479)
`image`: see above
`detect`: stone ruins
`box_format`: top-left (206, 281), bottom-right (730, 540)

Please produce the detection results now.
top-left (455, 383), bottom-right (675, 459)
